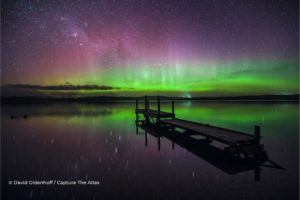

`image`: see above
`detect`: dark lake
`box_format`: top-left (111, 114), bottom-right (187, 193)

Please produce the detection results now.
top-left (1, 101), bottom-right (299, 199)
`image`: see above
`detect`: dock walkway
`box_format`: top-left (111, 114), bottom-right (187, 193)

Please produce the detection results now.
top-left (136, 109), bottom-right (174, 118)
top-left (135, 96), bottom-right (264, 156)
top-left (162, 119), bottom-right (256, 146)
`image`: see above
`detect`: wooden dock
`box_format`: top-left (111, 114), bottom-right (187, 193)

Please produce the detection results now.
top-left (136, 109), bottom-right (174, 118)
top-left (135, 96), bottom-right (264, 157)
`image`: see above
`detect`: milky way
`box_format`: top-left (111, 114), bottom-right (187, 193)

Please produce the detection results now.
top-left (1, 0), bottom-right (299, 96)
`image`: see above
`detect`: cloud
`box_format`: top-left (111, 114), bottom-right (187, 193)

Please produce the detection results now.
top-left (3, 84), bottom-right (121, 91)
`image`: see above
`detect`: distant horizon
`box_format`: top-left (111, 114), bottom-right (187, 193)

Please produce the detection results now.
top-left (1, 83), bottom-right (299, 98)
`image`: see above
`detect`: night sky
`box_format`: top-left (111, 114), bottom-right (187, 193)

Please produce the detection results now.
top-left (1, 0), bottom-right (299, 97)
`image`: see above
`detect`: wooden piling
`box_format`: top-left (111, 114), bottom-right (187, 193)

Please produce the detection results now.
top-left (254, 125), bottom-right (260, 144)
top-left (135, 99), bottom-right (138, 123)
top-left (144, 96), bottom-right (148, 110)
top-left (145, 131), bottom-right (148, 146)
top-left (254, 167), bottom-right (261, 181)
top-left (145, 96), bottom-right (149, 124)
top-left (157, 96), bottom-right (161, 121)
top-left (158, 136), bottom-right (161, 151)
top-left (171, 100), bottom-right (175, 119)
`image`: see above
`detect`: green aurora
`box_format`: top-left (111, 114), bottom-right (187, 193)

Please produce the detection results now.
top-left (3, 59), bottom-right (299, 97)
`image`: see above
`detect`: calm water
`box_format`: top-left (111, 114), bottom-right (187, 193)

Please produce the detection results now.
top-left (1, 101), bottom-right (299, 199)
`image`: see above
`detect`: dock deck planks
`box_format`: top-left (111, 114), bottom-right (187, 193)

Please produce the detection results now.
top-left (135, 96), bottom-right (262, 155)
top-left (161, 119), bottom-right (255, 145)
top-left (136, 109), bottom-right (174, 118)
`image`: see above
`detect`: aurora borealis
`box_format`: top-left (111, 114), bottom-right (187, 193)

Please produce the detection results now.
top-left (1, 0), bottom-right (299, 97)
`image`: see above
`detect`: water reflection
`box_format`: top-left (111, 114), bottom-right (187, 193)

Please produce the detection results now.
top-left (136, 123), bottom-right (284, 181)
top-left (1, 102), bottom-right (299, 200)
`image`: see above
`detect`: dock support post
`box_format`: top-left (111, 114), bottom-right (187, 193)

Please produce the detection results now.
top-left (145, 96), bottom-right (149, 124)
top-left (254, 167), bottom-right (261, 181)
top-left (171, 100), bottom-right (175, 119)
top-left (254, 125), bottom-right (260, 144)
top-left (145, 96), bottom-right (148, 110)
top-left (145, 131), bottom-right (148, 147)
top-left (157, 96), bottom-right (161, 122)
top-left (135, 99), bottom-right (138, 124)
top-left (172, 140), bottom-right (175, 150)
top-left (158, 136), bottom-right (161, 151)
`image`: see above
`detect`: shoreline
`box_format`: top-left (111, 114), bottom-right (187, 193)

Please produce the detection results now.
top-left (1, 95), bottom-right (299, 105)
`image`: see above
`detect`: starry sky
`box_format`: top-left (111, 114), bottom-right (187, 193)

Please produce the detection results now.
top-left (1, 0), bottom-right (299, 97)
